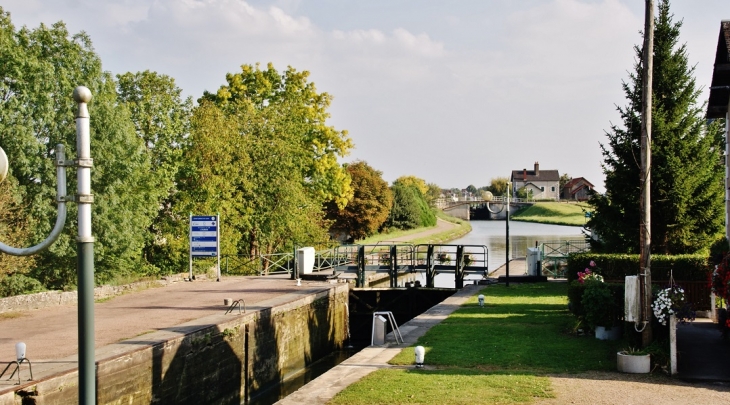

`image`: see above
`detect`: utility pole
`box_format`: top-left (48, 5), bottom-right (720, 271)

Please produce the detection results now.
top-left (640, 0), bottom-right (654, 347)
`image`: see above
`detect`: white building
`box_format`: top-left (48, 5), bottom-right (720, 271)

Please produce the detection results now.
top-left (510, 162), bottom-right (560, 200)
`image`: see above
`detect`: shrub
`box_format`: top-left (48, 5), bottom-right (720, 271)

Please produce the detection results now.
top-left (568, 280), bottom-right (624, 330)
top-left (566, 253), bottom-right (709, 283)
top-left (0, 274), bottom-right (46, 297)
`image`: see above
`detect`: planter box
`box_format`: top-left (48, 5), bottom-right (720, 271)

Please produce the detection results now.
top-left (617, 352), bottom-right (650, 373)
top-left (595, 326), bottom-right (622, 340)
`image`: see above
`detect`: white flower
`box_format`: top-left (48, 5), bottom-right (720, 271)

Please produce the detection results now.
top-left (652, 287), bottom-right (686, 326)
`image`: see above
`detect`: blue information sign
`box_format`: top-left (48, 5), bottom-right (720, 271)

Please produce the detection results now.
top-left (190, 215), bottom-right (219, 257)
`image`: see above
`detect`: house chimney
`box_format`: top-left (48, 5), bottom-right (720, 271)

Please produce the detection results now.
top-left (523, 168), bottom-right (527, 181)
top-left (534, 162), bottom-right (540, 176)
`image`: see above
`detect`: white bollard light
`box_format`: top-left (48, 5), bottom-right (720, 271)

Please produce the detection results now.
top-left (478, 294), bottom-right (485, 307)
top-left (15, 342), bottom-right (26, 361)
top-left (414, 345), bottom-right (425, 368)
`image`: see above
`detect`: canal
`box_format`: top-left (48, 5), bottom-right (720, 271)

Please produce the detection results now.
top-left (264, 220), bottom-right (584, 404)
top-left (415, 220), bottom-right (584, 288)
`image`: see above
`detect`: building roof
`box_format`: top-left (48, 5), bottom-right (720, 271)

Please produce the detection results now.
top-left (510, 169), bottom-right (560, 183)
top-left (707, 20), bottom-right (730, 119)
top-left (563, 177), bottom-right (595, 190)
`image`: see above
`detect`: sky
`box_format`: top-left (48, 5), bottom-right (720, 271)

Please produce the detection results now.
top-left (2, 0), bottom-right (728, 192)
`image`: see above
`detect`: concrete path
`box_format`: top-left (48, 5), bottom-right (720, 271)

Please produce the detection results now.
top-left (276, 285), bottom-right (480, 405)
top-left (677, 318), bottom-right (730, 382)
top-left (0, 275), bottom-right (337, 393)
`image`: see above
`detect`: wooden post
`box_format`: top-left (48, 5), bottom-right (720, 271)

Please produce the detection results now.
top-left (640, 0), bottom-right (654, 347)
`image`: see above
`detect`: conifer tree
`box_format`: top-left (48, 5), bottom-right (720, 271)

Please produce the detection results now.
top-left (588, 0), bottom-right (725, 254)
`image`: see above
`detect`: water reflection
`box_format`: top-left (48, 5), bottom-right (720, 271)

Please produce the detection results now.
top-left (417, 220), bottom-right (584, 288)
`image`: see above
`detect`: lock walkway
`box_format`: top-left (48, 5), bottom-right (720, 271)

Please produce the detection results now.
top-left (0, 274), bottom-right (338, 394)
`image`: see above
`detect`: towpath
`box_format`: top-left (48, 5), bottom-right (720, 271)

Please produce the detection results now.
top-left (371, 218), bottom-right (459, 243)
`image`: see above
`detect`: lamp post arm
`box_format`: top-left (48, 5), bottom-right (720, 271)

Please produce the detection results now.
top-left (0, 144), bottom-right (68, 256)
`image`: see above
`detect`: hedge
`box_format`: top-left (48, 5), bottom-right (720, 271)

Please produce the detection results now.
top-left (566, 253), bottom-right (710, 283)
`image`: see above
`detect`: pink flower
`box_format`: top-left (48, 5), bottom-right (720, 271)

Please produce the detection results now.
top-left (590, 261), bottom-right (596, 267)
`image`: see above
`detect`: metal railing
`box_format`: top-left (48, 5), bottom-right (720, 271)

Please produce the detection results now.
top-left (540, 239), bottom-right (591, 278)
top-left (436, 195), bottom-right (538, 208)
top-left (220, 242), bottom-right (491, 289)
top-left (221, 243), bottom-right (346, 276)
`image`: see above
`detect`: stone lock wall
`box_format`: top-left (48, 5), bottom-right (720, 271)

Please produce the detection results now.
top-left (1, 284), bottom-right (348, 405)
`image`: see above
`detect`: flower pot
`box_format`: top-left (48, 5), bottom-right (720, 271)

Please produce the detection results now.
top-left (595, 325), bottom-right (621, 340)
top-left (617, 352), bottom-right (650, 373)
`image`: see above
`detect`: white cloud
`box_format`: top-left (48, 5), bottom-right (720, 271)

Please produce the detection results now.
top-left (392, 28), bottom-right (444, 57)
top-left (1, 0), bottom-right (725, 191)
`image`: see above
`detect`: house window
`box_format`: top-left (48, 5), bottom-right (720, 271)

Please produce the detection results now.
top-left (551, 186), bottom-right (555, 192)
top-left (541, 186), bottom-right (545, 191)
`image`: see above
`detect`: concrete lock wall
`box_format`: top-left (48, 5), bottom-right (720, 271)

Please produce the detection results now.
top-left (443, 204), bottom-right (470, 220)
top-left (1, 284), bottom-right (348, 405)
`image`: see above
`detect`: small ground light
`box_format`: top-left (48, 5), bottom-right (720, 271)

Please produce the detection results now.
top-left (414, 345), bottom-right (425, 368)
top-left (15, 342), bottom-right (25, 361)
top-left (478, 294), bottom-right (485, 307)
top-left (1, 342), bottom-right (33, 385)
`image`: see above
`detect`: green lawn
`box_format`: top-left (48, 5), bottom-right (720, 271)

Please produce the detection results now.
top-left (329, 282), bottom-right (621, 405)
top-left (511, 202), bottom-right (591, 226)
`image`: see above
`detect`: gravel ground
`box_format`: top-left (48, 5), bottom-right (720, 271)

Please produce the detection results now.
top-left (536, 371), bottom-right (730, 405)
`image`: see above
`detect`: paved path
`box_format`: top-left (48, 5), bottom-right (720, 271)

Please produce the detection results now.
top-left (0, 275), bottom-right (335, 392)
top-left (677, 318), bottom-right (730, 382)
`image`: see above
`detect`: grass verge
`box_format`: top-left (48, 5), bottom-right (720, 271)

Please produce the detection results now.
top-left (329, 282), bottom-right (622, 405)
top-left (357, 211), bottom-right (471, 245)
top-left (511, 202), bottom-right (590, 226)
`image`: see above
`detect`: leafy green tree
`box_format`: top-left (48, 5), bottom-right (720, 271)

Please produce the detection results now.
top-left (385, 183), bottom-right (422, 230)
top-left (516, 186), bottom-right (533, 200)
top-left (326, 161), bottom-right (392, 241)
top-left (588, 0), bottom-right (725, 254)
top-left (149, 101), bottom-right (248, 271)
top-left (116, 70), bottom-right (193, 272)
top-left (201, 63), bottom-right (353, 209)
top-left (394, 175), bottom-right (428, 196)
top-left (386, 181), bottom-right (437, 230)
top-left (177, 98), bottom-right (331, 260)
top-left (0, 10), bottom-right (160, 288)
top-left (0, 175), bottom-right (36, 280)
top-left (466, 184), bottom-right (477, 195)
top-left (488, 177), bottom-right (509, 196)
top-left (426, 183), bottom-right (442, 205)
top-left (116, 70), bottom-right (192, 185)
top-left (559, 173), bottom-right (572, 190)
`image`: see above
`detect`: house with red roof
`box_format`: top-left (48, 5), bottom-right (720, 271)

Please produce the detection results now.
top-left (561, 177), bottom-right (595, 201)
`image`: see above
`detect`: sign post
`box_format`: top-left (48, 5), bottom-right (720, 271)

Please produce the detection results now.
top-left (189, 214), bottom-right (220, 281)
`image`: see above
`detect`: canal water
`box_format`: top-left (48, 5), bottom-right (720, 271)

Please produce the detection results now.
top-left (415, 220), bottom-right (584, 288)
